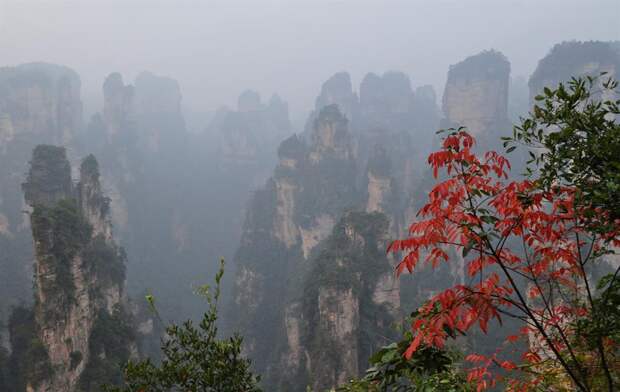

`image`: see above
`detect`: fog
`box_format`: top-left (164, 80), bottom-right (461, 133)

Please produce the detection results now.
top-left (2, 0), bottom-right (618, 127)
top-left (2, 1), bottom-right (620, 390)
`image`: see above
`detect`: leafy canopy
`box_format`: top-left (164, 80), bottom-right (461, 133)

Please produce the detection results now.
top-left (390, 110), bottom-right (619, 390)
top-left (105, 259), bottom-right (261, 392)
top-left (505, 74), bottom-right (620, 233)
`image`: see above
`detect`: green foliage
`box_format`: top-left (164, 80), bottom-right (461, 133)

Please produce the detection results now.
top-left (305, 211), bottom-right (389, 293)
top-left (231, 181), bottom-right (303, 382)
top-left (7, 307), bottom-right (52, 391)
top-left (30, 199), bottom-right (92, 307)
top-left (80, 154), bottom-right (101, 180)
top-left (278, 134), bottom-right (307, 160)
top-left (294, 155), bottom-right (358, 227)
top-left (22, 144), bottom-right (72, 206)
top-left (507, 75), bottom-right (620, 231)
top-left (590, 272), bottom-right (620, 343)
top-left (105, 260), bottom-right (261, 392)
top-left (79, 154), bottom-right (111, 217)
top-left (81, 235), bottom-right (127, 288)
top-left (336, 328), bottom-right (472, 392)
top-left (571, 271), bottom-right (620, 389)
top-left (300, 211), bottom-right (396, 391)
top-left (314, 104), bottom-right (349, 128)
top-left (78, 306), bottom-right (136, 391)
top-left (70, 351), bottom-right (83, 371)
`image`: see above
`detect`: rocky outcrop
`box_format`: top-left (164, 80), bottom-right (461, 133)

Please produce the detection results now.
top-left (272, 135), bottom-right (304, 249)
top-left (508, 76), bottom-right (529, 122)
top-left (309, 104), bottom-right (354, 163)
top-left (0, 63), bottom-right (83, 331)
top-left (297, 211), bottom-right (396, 391)
top-left (442, 50), bottom-right (511, 142)
top-left (77, 155), bottom-right (113, 241)
top-left (411, 84), bottom-right (441, 143)
top-left (266, 94), bottom-right (291, 133)
top-left (230, 58), bottom-right (537, 389)
top-left (229, 67), bottom-right (448, 389)
top-left (133, 71), bottom-right (185, 154)
top-left (0, 63), bottom-right (82, 147)
top-left (231, 104), bottom-right (358, 384)
top-left (78, 70), bottom-right (288, 334)
top-left (21, 146), bottom-right (134, 392)
top-left (230, 96), bottom-right (413, 390)
top-left (395, 50), bottom-right (514, 317)
top-left (308, 70), bottom-right (440, 145)
top-left (358, 71), bottom-right (415, 133)
top-left (529, 41), bottom-right (620, 101)
top-left (102, 73), bottom-right (134, 139)
top-left (213, 90), bottom-right (292, 165)
top-left (365, 144), bottom-right (394, 214)
top-left (238, 90), bottom-right (262, 112)
top-left (22, 146), bottom-right (72, 208)
top-left (274, 176), bottom-right (300, 248)
top-left (314, 72), bottom-right (359, 122)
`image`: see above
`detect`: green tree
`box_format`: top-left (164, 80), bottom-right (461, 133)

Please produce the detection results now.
top-left (387, 76), bottom-right (619, 391)
top-left (506, 74), bottom-right (620, 233)
top-left (507, 75), bottom-right (620, 389)
top-left (105, 260), bottom-right (261, 392)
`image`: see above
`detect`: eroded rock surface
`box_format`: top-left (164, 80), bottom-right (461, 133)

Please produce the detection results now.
top-left (21, 146), bottom-right (135, 392)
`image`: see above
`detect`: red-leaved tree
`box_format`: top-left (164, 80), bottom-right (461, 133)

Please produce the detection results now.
top-left (389, 129), bottom-right (619, 391)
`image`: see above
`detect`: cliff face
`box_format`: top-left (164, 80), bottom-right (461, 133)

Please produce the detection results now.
top-left (529, 41), bottom-right (620, 101)
top-left (83, 72), bottom-right (197, 323)
top-left (307, 71), bottom-right (439, 144)
top-left (442, 50), bottom-right (511, 144)
top-left (314, 72), bottom-right (359, 123)
top-left (213, 90), bottom-right (292, 166)
top-left (133, 71), bottom-right (186, 154)
top-left (20, 146), bottom-right (134, 392)
top-left (0, 63), bottom-right (83, 329)
top-left (0, 63), bottom-right (81, 147)
top-left (80, 71), bottom-right (291, 329)
top-left (231, 93), bottom-right (414, 389)
top-left (102, 73), bottom-right (135, 139)
top-left (309, 71), bottom-right (439, 199)
top-left (294, 212), bottom-right (396, 391)
top-left (232, 104), bottom-right (359, 383)
top-left (357, 71), bottom-right (415, 133)
top-left (229, 68), bottom-right (448, 389)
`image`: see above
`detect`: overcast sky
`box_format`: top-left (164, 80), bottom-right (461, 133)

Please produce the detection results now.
top-left (1, 0), bottom-right (619, 125)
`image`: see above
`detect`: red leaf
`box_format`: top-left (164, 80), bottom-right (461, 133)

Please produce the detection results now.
top-left (404, 334), bottom-right (422, 359)
top-left (499, 360), bottom-right (517, 370)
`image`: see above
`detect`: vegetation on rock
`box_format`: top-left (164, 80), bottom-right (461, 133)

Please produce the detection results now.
top-left (78, 306), bottom-right (136, 391)
top-left (6, 307), bottom-right (51, 391)
top-left (30, 199), bottom-right (92, 306)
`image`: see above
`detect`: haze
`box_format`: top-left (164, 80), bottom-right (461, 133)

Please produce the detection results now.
top-left (2, 0), bottom-right (618, 128)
